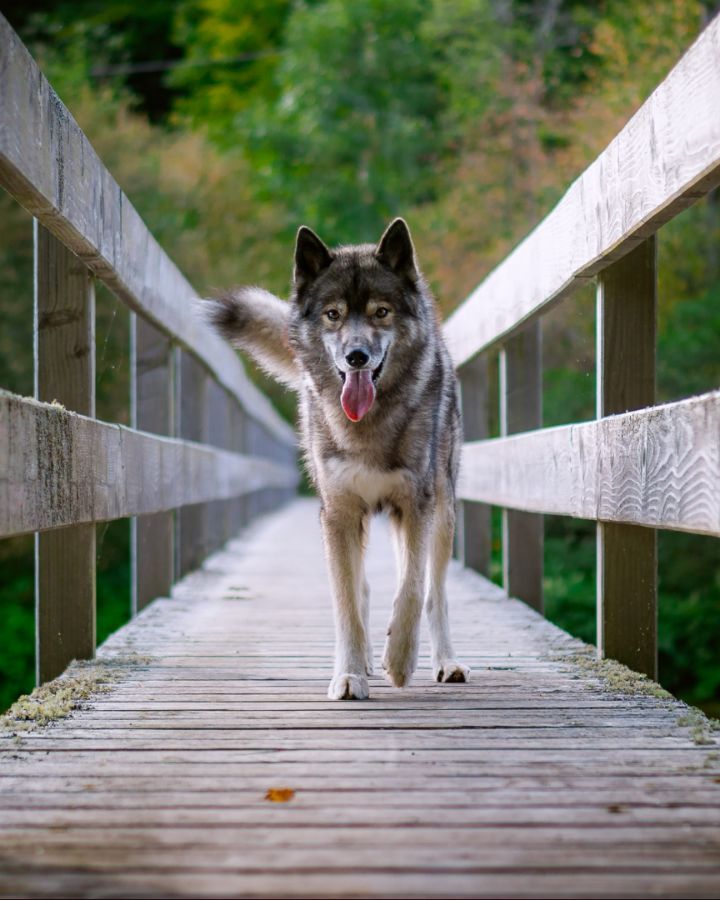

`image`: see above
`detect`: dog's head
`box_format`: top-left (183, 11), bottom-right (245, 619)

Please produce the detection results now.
top-left (288, 218), bottom-right (430, 423)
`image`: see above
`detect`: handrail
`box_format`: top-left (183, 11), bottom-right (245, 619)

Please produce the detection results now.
top-left (447, 13), bottom-right (720, 684)
top-left (0, 12), bottom-right (293, 447)
top-left (444, 12), bottom-right (720, 368)
top-left (0, 391), bottom-right (298, 538)
top-left (0, 16), bottom-right (299, 687)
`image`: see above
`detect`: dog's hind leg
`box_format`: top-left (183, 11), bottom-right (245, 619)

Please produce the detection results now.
top-left (321, 505), bottom-right (371, 700)
top-left (425, 495), bottom-right (470, 684)
top-left (360, 575), bottom-right (373, 675)
top-left (382, 508), bottom-right (429, 688)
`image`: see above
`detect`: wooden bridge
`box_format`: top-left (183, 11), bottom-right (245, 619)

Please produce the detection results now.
top-left (1, 11), bottom-right (720, 899)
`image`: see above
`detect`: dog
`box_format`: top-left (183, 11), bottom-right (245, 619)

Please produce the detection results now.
top-left (204, 218), bottom-right (469, 700)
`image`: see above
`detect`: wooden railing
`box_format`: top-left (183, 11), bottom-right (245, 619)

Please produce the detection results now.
top-left (447, 13), bottom-right (720, 680)
top-left (0, 15), bottom-right (298, 686)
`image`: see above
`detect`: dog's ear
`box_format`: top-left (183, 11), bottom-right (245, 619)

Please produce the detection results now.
top-left (294, 226), bottom-right (333, 286)
top-left (375, 218), bottom-right (418, 281)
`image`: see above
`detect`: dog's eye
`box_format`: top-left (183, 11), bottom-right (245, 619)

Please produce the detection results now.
top-left (375, 307), bottom-right (390, 319)
top-left (325, 309), bottom-right (341, 321)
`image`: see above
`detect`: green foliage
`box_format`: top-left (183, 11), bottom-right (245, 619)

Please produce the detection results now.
top-left (544, 519), bottom-right (597, 646)
top-left (658, 285), bottom-right (720, 403)
top-left (171, 0), bottom-right (294, 140)
top-left (245, 0), bottom-right (446, 241)
top-left (659, 531), bottom-right (720, 714)
top-left (0, 538), bottom-right (35, 714)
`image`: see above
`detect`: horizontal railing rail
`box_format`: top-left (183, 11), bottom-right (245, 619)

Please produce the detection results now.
top-left (0, 392), bottom-right (298, 538)
top-left (0, 14), bottom-right (299, 688)
top-left (447, 13), bottom-right (720, 682)
top-left (444, 13), bottom-right (720, 368)
top-left (0, 13), bottom-right (293, 446)
top-left (459, 390), bottom-right (720, 537)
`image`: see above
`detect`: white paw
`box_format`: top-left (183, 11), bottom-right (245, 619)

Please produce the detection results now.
top-left (327, 673), bottom-right (369, 701)
top-left (382, 632), bottom-right (418, 688)
top-left (433, 660), bottom-right (470, 683)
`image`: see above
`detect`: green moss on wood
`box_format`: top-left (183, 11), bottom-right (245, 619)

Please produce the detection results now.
top-left (0, 663), bottom-right (115, 731)
top-left (677, 707), bottom-right (720, 746)
top-left (556, 649), bottom-right (673, 699)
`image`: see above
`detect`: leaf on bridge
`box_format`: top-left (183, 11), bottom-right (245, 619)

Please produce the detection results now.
top-left (265, 787), bottom-right (295, 803)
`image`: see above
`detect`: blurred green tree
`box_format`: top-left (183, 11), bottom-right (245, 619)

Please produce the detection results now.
top-left (240, 0), bottom-right (446, 242)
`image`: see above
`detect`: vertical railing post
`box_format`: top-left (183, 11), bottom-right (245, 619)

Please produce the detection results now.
top-left (230, 399), bottom-right (249, 535)
top-left (34, 223), bottom-right (96, 684)
top-left (499, 321), bottom-right (543, 612)
top-left (457, 355), bottom-right (491, 575)
top-left (176, 351), bottom-right (209, 576)
top-left (245, 417), bottom-right (261, 522)
top-left (596, 238), bottom-right (657, 679)
top-left (130, 316), bottom-right (175, 613)
top-left (207, 380), bottom-right (232, 551)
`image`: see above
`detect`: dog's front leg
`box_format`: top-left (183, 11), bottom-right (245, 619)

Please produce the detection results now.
top-left (321, 506), bottom-right (370, 700)
top-left (382, 509), bottom-right (430, 688)
top-left (426, 495), bottom-right (470, 684)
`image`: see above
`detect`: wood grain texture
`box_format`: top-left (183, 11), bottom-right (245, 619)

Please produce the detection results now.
top-left (34, 224), bottom-right (96, 683)
top-left (458, 389), bottom-right (720, 537)
top-left (0, 13), bottom-right (293, 447)
top-left (0, 390), bottom-right (299, 538)
top-left (457, 355), bottom-right (491, 574)
top-left (444, 14), bottom-right (720, 366)
top-left (1, 500), bottom-right (719, 899)
top-left (500, 323), bottom-right (543, 613)
top-left (131, 316), bottom-right (174, 613)
top-left (596, 238), bottom-right (658, 680)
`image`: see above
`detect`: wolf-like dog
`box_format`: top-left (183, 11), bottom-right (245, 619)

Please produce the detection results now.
top-left (205, 218), bottom-right (468, 700)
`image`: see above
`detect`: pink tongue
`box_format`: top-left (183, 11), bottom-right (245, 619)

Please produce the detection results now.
top-left (341, 369), bottom-right (375, 422)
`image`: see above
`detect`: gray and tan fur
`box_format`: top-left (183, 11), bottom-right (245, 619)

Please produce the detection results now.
top-left (205, 218), bottom-right (468, 699)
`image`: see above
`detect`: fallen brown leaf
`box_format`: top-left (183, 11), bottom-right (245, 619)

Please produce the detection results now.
top-left (265, 787), bottom-right (295, 803)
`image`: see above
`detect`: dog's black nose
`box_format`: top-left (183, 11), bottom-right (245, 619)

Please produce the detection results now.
top-left (345, 349), bottom-right (370, 368)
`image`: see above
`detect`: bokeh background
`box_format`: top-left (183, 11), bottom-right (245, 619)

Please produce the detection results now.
top-left (1, 0), bottom-right (718, 714)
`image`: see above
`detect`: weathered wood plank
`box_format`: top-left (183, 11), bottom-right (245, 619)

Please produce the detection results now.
top-left (457, 355), bottom-right (491, 574)
top-left (34, 224), bottom-right (97, 683)
top-left (130, 315), bottom-right (174, 613)
top-left (458, 389), bottom-right (720, 537)
top-left (2, 870), bottom-right (718, 900)
top-left (444, 14), bottom-right (720, 365)
top-left (0, 391), bottom-right (298, 537)
top-left (0, 13), bottom-right (294, 447)
top-left (499, 323), bottom-right (543, 612)
top-left (2, 500), bottom-right (718, 899)
top-left (596, 238), bottom-right (658, 679)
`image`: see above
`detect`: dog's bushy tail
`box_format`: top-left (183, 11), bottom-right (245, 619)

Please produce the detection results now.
top-left (202, 287), bottom-right (301, 390)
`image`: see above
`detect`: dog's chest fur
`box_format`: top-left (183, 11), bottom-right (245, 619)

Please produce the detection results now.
top-left (322, 456), bottom-right (409, 507)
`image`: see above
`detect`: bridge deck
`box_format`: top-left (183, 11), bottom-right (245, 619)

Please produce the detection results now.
top-left (1, 499), bottom-right (719, 899)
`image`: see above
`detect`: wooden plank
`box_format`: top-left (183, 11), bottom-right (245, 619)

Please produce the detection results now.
top-left (457, 355), bottom-right (491, 574)
top-left (457, 389), bottom-right (720, 537)
top-left (499, 323), bottom-right (543, 612)
top-left (444, 14), bottom-right (720, 366)
top-left (1, 500), bottom-right (719, 899)
top-left (2, 871), bottom-right (719, 900)
top-left (130, 316), bottom-right (174, 613)
top-left (33, 223), bottom-right (96, 684)
top-left (0, 13), bottom-right (294, 447)
top-left (0, 391), bottom-right (299, 538)
top-left (596, 238), bottom-right (658, 679)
